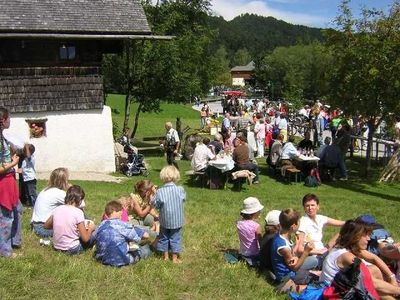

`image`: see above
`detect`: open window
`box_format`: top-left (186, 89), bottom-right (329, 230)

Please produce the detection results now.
top-left (26, 119), bottom-right (47, 138)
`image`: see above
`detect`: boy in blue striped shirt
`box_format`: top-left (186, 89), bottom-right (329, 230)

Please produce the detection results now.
top-left (152, 165), bottom-right (186, 263)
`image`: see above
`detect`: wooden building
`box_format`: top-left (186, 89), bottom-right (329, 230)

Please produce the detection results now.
top-left (0, 0), bottom-right (151, 173)
top-left (230, 61), bottom-right (255, 87)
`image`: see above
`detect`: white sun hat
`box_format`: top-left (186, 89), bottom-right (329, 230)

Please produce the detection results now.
top-left (265, 210), bottom-right (281, 226)
top-left (241, 197), bottom-right (264, 214)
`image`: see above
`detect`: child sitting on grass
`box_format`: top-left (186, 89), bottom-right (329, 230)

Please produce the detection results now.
top-left (44, 185), bottom-right (95, 255)
top-left (237, 197), bottom-right (264, 267)
top-left (152, 165), bottom-right (186, 263)
top-left (259, 210), bottom-right (281, 274)
top-left (125, 179), bottom-right (160, 233)
top-left (94, 200), bottom-right (151, 267)
top-left (271, 208), bottom-right (319, 293)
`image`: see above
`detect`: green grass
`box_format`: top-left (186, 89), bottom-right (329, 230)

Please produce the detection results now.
top-left (1, 98), bottom-right (400, 300)
top-left (106, 94), bottom-right (200, 140)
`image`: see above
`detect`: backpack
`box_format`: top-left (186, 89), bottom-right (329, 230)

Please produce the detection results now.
top-left (304, 175), bottom-right (319, 187)
top-left (323, 258), bottom-right (379, 300)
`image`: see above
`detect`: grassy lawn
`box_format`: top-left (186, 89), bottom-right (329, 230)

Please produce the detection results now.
top-left (106, 94), bottom-right (200, 140)
top-left (1, 97), bottom-right (399, 300)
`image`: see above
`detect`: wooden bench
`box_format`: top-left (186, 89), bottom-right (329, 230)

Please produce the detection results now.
top-left (185, 170), bottom-right (207, 188)
top-left (142, 136), bottom-right (164, 142)
top-left (137, 136), bottom-right (165, 155)
top-left (286, 168), bottom-right (302, 183)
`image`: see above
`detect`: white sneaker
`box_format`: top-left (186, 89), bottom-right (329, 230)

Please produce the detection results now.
top-left (128, 242), bottom-right (140, 251)
top-left (39, 239), bottom-right (51, 246)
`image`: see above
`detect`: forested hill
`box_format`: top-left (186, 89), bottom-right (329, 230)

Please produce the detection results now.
top-left (208, 13), bottom-right (324, 59)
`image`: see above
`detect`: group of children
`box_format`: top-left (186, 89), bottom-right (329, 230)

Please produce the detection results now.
top-left (236, 193), bottom-right (400, 297)
top-left (30, 165), bottom-right (186, 266)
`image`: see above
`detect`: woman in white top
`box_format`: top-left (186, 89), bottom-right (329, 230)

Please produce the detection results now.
top-left (31, 168), bottom-right (70, 238)
top-left (321, 220), bottom-right (400, 300)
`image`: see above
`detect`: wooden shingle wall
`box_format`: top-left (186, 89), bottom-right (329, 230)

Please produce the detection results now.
top-left (0, 67), bottom-right (103, 113)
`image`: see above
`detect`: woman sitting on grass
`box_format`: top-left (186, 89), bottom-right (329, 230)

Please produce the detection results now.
top-left (44, 185), bottom-right (95, 255)
top-left (320, 220), bottom-right (400, 300)
top-left (31, 167), bottom-right (71, 239)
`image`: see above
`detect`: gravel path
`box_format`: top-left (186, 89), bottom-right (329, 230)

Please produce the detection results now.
top-left (36, 171), bottom-right (126, 183)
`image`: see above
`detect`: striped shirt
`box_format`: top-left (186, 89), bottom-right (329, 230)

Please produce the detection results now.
top-left (152, 182), bottom-right (186, 229)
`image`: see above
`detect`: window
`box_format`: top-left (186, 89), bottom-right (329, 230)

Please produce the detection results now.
top-left (59, 44), bottom-right (76, 60)
top-left (26, 119), bottom-right (47, 138)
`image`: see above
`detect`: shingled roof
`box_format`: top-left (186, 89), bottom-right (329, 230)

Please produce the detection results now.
top-left (0, 0), bottom-right (151, 35)
top-left (231, 61), bottom-right (255, 72)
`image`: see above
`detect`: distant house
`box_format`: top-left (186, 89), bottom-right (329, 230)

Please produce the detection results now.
top-left (230, 61), bottom-right (255, 87)
top-left (0, 0), bottom-right (151, 173)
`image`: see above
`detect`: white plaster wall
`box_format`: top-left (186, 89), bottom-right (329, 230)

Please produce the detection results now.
top-left (232, 77), bottom-right (245, 86)
top-left (5, 106), bottom-right (116, 173)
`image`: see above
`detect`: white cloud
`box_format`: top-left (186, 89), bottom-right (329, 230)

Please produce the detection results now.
top-left (211, 0), bottom-right (326, 27)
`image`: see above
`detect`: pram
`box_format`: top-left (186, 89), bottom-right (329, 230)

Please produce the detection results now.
top-left (117, 135), bottom-right (149, 177)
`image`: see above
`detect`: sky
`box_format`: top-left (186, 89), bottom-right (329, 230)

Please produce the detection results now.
top-left (210, 0), bottom-right (394, 28)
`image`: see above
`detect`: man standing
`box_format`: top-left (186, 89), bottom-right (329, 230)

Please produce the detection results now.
top-left (164, 121), bottom-right (180, 169)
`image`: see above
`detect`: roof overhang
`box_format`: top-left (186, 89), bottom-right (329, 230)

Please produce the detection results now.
top-left (0, 33), bottom-right (174, 40)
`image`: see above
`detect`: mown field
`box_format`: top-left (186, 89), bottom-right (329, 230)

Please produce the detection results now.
top-left (1, 95), bottom-right (399, 300)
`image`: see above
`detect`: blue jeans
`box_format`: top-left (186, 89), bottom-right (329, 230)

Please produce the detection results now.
top-left (292, 255), bottom-right (319, 285)
top-left (157, 227), bottom-right (182, 254)
top-left (62, 243), bottom-right (84, 255)
top-left (23, 179), bottom-right (37, 207)
top-left (0, 201), bottom-right (22, 257)
top-left (128, 244), bottom-right (152, 264)
top-left (32, 222), bottom-right (53, 238)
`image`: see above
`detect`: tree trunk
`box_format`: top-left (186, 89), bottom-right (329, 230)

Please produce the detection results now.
top-left (364, 121), bottom-right (375, 178)
top-left (123, 41), bottom-right (136, 132)
top-left (379, 148), bottom-right (400, 182)
top-left (130, 101), bottom-right (143, 139)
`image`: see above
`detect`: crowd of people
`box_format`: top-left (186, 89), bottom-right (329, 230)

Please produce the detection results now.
top-left (2, 102), bottom-right (400, 298)
top-left (236, 193), bottom-right (400, 299)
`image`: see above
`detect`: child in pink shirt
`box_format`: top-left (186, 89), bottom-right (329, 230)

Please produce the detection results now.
top-left (44, 185), bottom-right (95, 254)
top-left (237, 197), bottom-right (264, 266)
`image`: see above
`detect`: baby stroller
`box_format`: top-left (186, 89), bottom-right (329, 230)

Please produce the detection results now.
top-left (117, 136), bottom-right (149, 177)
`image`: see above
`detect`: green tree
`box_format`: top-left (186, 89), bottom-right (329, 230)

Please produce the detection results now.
top-left (232, 48), bottom-right (252, 66)
top-left (254, 43), bottom-right (332, 106)
top-left (209, 46), bottom-right (231, 87)
top-left (326, 0), bottom-right (400, 177)
top-left (102, 0), bottom-right (215, 137)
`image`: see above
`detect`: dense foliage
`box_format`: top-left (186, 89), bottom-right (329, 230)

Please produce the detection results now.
top-left (254, 42), bottom-right (333, 104)
top-left (208, 13), bottom-right (324, 63)
top-left (325, 0), bottom-right (400, 175)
